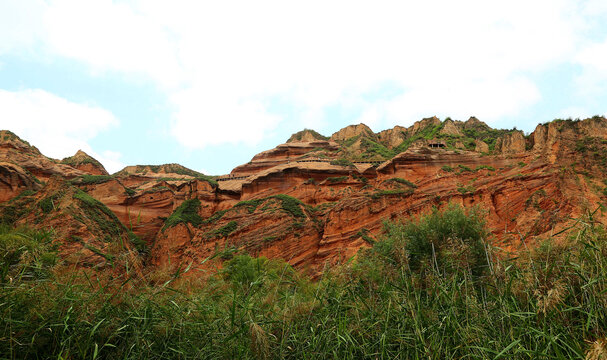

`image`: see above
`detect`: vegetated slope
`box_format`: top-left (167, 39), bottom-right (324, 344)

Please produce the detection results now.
top-left (1, 116), bottom-right (607, 276)
top-left (2, 204), bottom-right (606, 358)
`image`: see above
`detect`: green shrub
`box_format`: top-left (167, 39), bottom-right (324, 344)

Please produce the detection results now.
top-left (163, 198), bottom-right (203, 229)
top-left (39, 196), bottom-right (56, 213)
top-left (326, 176), bottom-right (348, 183)
top-left (271, 194), bottom-right (305, 218)
top-left (385, 178), bottom-right (417, 188)
top-left (234, 199), bottom-right (263, 213)
top-left (441, 165), bottom-right (454, 172)
top-left (380, 203), bottom-right (488, 276)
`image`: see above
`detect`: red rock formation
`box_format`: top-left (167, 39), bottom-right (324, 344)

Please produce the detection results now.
top-left (1, 117), bottom-right (606, 278)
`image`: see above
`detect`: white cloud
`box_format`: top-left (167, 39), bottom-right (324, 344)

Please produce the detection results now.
top-left (0, 89), bottom-right (121, 171)
top-left (2, 0), bottom-right (605, 149)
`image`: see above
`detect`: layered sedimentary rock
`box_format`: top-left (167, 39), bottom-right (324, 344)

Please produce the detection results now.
top-left (1, 116), bottom-right (606, 277)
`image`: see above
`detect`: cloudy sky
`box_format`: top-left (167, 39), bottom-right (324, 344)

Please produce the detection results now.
top-left (1, 0), bottom-right (606, 174)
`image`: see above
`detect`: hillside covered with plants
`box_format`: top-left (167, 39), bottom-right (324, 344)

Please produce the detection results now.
top-left (1, 205), bottom-right (606, 359)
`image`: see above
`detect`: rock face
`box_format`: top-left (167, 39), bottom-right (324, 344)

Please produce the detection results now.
top-left (0, 130), bottom-right (85, 180)
top-left (0, 162), bottom-right (42, 202)
top-left (378, 126), bottom-right (408, 148)
top-left (1, 116), bottom-right (607, 278)
top-left (440, 119), bottom-right (464, 136)
top-left (495, 131), bottom-right (526, 154)
top-left (475, 140), bottom-right (489, 153)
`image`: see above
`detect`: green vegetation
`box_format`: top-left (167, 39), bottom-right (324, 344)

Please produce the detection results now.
top-left (213, 221), bottom-right (238, 238)
top-left (124, 187), bottom-right (137, 197)
top-left (196, 174), bottom-right (219, 188)
top-left (84, 244), bottom-right (115, 262)
top-left (60, 154), bottom-right (104, 169)
top-left (369, 189), bottom-right (414, 199)
top-left (234, 199), bottom-right (264, 213)
top-left (518, 161), bottom-right (527, 168)
top-left (475, 165), bottom-right (495, 171)
top-left (355, 228), bottom-right (375, 244)
top-left (73, 189), bottom-right (125, 237)
top-left (330, 158), bottom-right (354, 167)
top-left (351, 173), bottom-right (368, 184)
top-left (342, 134), bottom-right (361, 147)
top-left (441, 165), bottom-right (454, 172)
top-left (38, 195), bottom-right (58, 213)
top-left (271, 194), bottom-right (305, 218)
top-left (326, 176), bottom-right (348, 183)
top-left (163, 198), bottom-right (203, 229)
top-left (3, 205), bottom-right (605, 358)
top-left (303, 178), bottom-right (317, 185)
top-left (457, 184), bottom-right (475, 194)
top-left (457, 164), bottom-right (473, 173)
top-left (128, 230), bottom-right (147, 253)
top-left (359, 138), bottom-right (395, 159)
top-left (288, 129), bottom-right (329, 142)
top-left (385, 177), bottom-right (417, 188)
top-left (204, 209), bottom-right (228, 225)
top-left (0, 226), bottom-right (56, 283)
top-left (70, 174), bottom-right (113, 185)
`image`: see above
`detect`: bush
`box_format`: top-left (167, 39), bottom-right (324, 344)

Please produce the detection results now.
top-left (163, 198), bottom-right (203, 229)
top-left (380, 203), bottom-right (488, 277)
top-left (0, 226), bottom-right (56, 282)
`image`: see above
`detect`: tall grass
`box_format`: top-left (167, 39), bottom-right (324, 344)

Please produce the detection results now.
top-left (1, 205), bottom-right (606, 359)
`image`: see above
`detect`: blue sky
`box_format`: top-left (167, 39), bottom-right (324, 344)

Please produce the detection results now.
top-left (1, 0), bottom-right (606, 175)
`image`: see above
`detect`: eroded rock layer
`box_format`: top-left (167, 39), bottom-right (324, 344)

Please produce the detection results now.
top-left (1, 116), bottom-right (606, 276)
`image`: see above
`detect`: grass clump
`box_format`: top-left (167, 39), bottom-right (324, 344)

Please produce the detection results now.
top-left (385, 177), bottom-right (417, 188)
top-left (326, 176), bottom-right (348, 183)
top-left (213, 221), bottom-right (238, 238)
top-left (0, 226), bottom-right (56, 282)
top-left (457, 164), bottom-right (473, 173)
top-left (369, 189), bottom-right (413, 199)
top-left (270, 194), bottom-right (305, 218)
top-left (457, 184), bottom-right (475, 194)
top-left (234, 199), bottom-right (264, 213)
top-left (39, 195), bottom-right (57, 214)
top-left (442, 165), bottom-right (454, 172)
top-left (163, 198), bottom-right (203, 229)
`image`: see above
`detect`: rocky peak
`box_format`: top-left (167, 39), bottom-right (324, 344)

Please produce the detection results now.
top-left (439, 118), bottom-right (463, 136)
top-left (463, 116), bottom-right (489, 130)
top-left (61, 150), bottom-right (108, 176)
top-left (115, 164), bottom-right (203, 178)
top-left (0, 130), bottom-right (42, 154)
top-left (331, 123), bottom-right (375, 142)
top-left (287, 129), bottom-right (329, 143)
top-left (408, 116), bottom-right (441, 135)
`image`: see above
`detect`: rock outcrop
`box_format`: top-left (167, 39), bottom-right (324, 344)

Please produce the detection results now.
top-left (61, 150), bottom-right (109, 175)
top-left (495, 130), bottom-right (526, 154)
top-left (1, 116), bottom-right (607, 278)
top-left (331, 123), bottom-right (375, 142)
